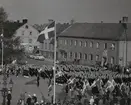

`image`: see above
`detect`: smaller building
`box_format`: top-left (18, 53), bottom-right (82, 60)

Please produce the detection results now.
top-left (37, 22), bottom-right (70, 59)
top-left (15, 19), bottom-right (39, 53)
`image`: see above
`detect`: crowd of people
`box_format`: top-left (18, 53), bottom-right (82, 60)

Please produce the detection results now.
top-left (1, 63), bottom-right (131, 105)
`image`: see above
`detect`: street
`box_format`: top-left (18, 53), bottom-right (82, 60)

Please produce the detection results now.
top-left (0, 75), bottom-right (63, 105)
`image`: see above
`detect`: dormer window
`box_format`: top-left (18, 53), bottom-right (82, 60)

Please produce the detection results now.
top-left (30, 31), bottom-right (32, 35)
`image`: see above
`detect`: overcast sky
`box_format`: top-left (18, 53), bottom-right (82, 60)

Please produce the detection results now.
top-left (0, 0), bottom-right (130, 24)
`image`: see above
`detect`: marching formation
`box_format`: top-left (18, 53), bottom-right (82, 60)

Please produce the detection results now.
top-left (2, 64), bottom-right (131, 105)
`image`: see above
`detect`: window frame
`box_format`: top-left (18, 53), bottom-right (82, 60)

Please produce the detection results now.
top-left (96, 42), bottom-right (99, 49)
top-left (29, 39), bottom-right (32, 43)
top-left (79, 41), bottom-right (82, 46)
top-left (84, 41), bottom-right (87, 47)
top-left (89, 41), bottom-right (93, 48)
top-left (84, 53), bottom-right (87, 60)
top-left (74, 52), bottom-right (77, 59)
top-left (89, 54), bottom-right (93, 60)
top-left (30, 31), bottom-right (32, 35)
top-left (74, 40), bottom-right (77, 46)
top-left (96, 55), bottom-right (99, 61)
top-left (22, 31), bottom-right (24, 35)
top-left (64, 40), bottom-right (67, 45)
top-left (104, 43), bottom-right (107, 49)
top-left (111, 43), bottom-right (115, 50)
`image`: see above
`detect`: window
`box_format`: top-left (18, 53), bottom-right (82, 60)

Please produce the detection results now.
top-left (89, 54), bottom-right (93, 60)
top-left (45, 43), bottom-right (47, 49)
top-left (74, 52), bottom-right (77, 59)
top-left (111, 57), bottom-right (114, 64)
top-left (70, 40), bottom-right (73, 45)
top-left (64, 52), bottom-right (67, 58)
top-left (84, 42), bottom-right (87, 47)
top-left (96, 55), bottom-right (99, 61)
top-left (111, 43), bottom-right (115, 50)
top-left (89, 41), bottom-right (93, 48)
top-left (84, 54), bottom-right (88, 60)
top-left (65, 40), bottom-right (67, 45)
top-left (69, 52), bottom-right (72, 58)
top-left (96, 42), bottom-right (99, 48)
top-left (49, 44), bottom-right (51, 50)
top-left (22, 31), bottom-right (24, 35)
top-left (78, 53), bottom-right (82, 59)
top-left (59, 40), bottom-right (63, 45)
top-left (104, 43), bottom-right (107, 49)
top-left (29, 39), bottom-right (32, 43)
top-left (25, 25), bottom-right (28, 29)
top-left (30, 31), bottom-right (32, 35)
top-left (79, 41), bottom-right (82, 46)
top-left (74, 40), bottom-right (77, 46)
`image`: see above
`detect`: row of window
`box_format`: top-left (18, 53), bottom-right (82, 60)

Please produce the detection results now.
top-left (41, 43), bottom-right (53, 50)
top-left (22, 31), bottom-right (32, 35)
top-left (62, 52), bottom-right (114, 64)
top-left (59, 40), bottom-right (115, 50)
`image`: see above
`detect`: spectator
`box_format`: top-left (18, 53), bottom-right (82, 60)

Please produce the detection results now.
top-left (32, 94), bottom-right (37, 103)
top-left (26, 95), bottom-right (32, 105)
top-left (7, 91), bottom-right (12, 105)
top-left (89, 96), bottom-right (94, 105)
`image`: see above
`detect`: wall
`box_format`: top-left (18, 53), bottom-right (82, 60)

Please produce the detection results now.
top-left (57, 37), bottom-right (118, 66)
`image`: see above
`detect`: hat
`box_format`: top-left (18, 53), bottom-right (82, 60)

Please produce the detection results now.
top-left (28, 94), bottom-right (31, 97)
top-left (8, 91), bottom-right (11, 94)
top-left (41, 100), bottom-right (44, 103)
top-left (33, 94), bottom-right (36, 96)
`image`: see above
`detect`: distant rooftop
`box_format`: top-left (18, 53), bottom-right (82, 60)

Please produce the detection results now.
top-left (59, 23), bottom-right (131, 41)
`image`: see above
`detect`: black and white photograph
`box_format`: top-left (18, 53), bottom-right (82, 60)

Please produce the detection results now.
top-left (0, 0), bottom-right (131, 105)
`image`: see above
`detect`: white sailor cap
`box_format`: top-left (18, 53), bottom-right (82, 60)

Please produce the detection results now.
top-left (33, 94), bottom-right (36, 96)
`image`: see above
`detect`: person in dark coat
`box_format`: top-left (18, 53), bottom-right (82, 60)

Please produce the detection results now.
top-left (26, 95), bottom-right (32, 105)
top-left (37, 75), bottom-right (40, 87)
top-left (7, 91), bottom-right (12, 105)
top-left (32, 94), bottom-right (37, 103)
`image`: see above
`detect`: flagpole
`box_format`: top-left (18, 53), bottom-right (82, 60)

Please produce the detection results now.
top-left (53, 21), bottom-right (56, 105)
top-left (1, 28), bottom-right (3, 69)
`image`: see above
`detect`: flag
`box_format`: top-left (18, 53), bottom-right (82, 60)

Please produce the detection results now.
top-left (38, 21), bottom-right (55, 41)
top-left (55, 70), bottom-right (64, 77)
top-left (12, 60), bottom-right (17, 64)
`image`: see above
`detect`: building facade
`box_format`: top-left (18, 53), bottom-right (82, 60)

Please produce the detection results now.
top-left (58, 37), bottom-right (118, 66)
top-left (39, 38), bottom-right (54, 59)
top-left (57, 22), bottom-right (130, 66)
top-left (15, 19), bottom-right (39, 53)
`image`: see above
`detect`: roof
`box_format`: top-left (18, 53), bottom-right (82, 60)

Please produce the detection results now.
top-left (59, 23), bottom-right (131, 41)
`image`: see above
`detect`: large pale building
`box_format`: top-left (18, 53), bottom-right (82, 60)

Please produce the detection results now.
top-left (57, 18), bottom-right (131, 67)
top-left (15, 19), bottom-right (39, 53)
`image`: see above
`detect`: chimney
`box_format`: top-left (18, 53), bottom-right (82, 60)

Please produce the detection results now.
top-left (22, 19), bottom-right (28, 24)
top-left (122, 16), bottom-right (128, 23)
